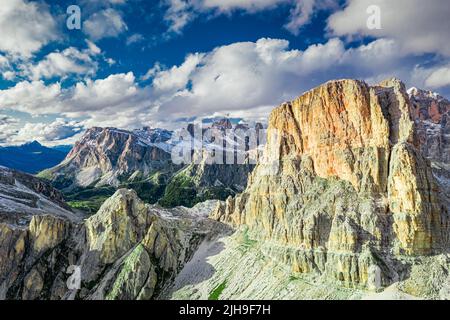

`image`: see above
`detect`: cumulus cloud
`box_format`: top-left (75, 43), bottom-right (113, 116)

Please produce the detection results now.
top-left (0, 114), bottom-right (18, 126)
top-left (425, 65), bottom-right (450, 89)
top-left (0, 72), bottom-right (153, 129)
top-left (150, 53), bottom-right (204, 93)
top-left (1, 32), bottom-right (449, 143)
top-left (328, 0), bottom-right (450, 56)
top-left (83, 8), bottom-right (128, 40)
top-left (11, 118), bottom-right (84, 145)
top-left (0, 55), bottom-right (14, 80)
top-left (163, 0), bottom-right (195, 34)
top-left (0, 0), bottom-right (59, 57)
top-left (0, 81), bottom-right (63, 115)
top-left (1, 36), bottom-right (437, 135)
top-left (147, 37), bottom-right (420, 122)
top-left (22, 47), bottom-right (99, 80)
top-left (410, 63), bottom-right (450, 90)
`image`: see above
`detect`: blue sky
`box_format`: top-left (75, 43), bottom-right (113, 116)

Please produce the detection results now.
top-left (0, 0), bottom-right (449, 145)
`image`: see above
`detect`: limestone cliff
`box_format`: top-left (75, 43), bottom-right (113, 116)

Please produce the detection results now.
top-left (0, 178), bottom-right (227, 299)
top-left (212, 79), bottom-right (450, 288)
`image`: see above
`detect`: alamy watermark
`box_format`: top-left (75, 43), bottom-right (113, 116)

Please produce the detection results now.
top-left (367, 5), bottom-right (382, 30)
top-left (67, 5), bottom-right (81, 30)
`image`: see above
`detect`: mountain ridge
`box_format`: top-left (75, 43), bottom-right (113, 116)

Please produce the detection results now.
top-left (0, 141), bottom-right (69, 174)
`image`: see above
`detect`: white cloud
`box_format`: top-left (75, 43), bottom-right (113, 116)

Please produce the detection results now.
top-left (12, 119), bottom-right (84, 145)
top-left (85, 40), bottom-right (102, 55)
top-left (284, 0), bottom-right (315, 36)
top-left (0, 72), bottom-right (153, 129)
top-left (328, 0), bottom-right (450, 56)
top-left (23, 47), bottom-right (99, 80)
top-left (0, 0), bottom-right (59, 57)
top-left (126, 34), bottom-right (145, 46)
top-left (195, 0), bottom-right (286, 12)
top-left (411, 64), bottom-right (450, 89)
top-left (83, 8), bottom-right (128, 40)
top-left (0, 114), bottom-right (18, 126)
top-left (1, 33), bottom-right (449, 143)
top-left (151, 37), bottom-right (415, 122)
top-left (0, 114), bottom-right (19, 144)
top-left (0, 55), bottom-right (15, 80)
top-left (163, 0), bottom-right (195, 34)
top-left (0, 55), bottom-right (9, 68)
top-left (0, 81), bottom-right (63, 115)
top-left (425, 66), bottom-right (450, 89)
top-left (2, 71), bottom-right (16, 81)
top-left (150, 53), bottom-right (204, 93)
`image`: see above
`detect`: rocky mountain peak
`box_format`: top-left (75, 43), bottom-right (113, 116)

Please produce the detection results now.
top-left (213, 78), bottom-right (449, 289)
top-left (44, 127), bottom-right (173, 189)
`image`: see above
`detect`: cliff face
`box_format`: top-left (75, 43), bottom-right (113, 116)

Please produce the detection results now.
top-left (409, 87), bottom-right (450, 165)
top-left (159, 120), bottom-right (261, 207)
top-left (213, 79), bottom-right (449, 288)
top-left (41, 127), bottom-right (174, 189)
top-left (0, 185), bottom-right (226, 300)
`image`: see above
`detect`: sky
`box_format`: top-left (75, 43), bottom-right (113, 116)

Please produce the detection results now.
top-left (0, 0), bottom-right (449, 146)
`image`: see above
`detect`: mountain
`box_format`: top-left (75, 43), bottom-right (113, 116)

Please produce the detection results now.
top-left (39, 127), bottom-right (175, 190)
top-left (0, 166), bottom-right (75, 223)
top-left (0, 182), bottom-right (227, 299)
top-left (42, 122), bottom-right (260, 210)
top-left (206, 79), bottom-right (450, 299)
top-left (0, 141), bottom-right (68, 174)
top-left (0, 78), bottom-right (449, 300)
top-left (159, 119), bottom-right (262, 207)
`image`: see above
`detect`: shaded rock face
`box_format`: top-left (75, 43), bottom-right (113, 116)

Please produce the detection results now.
top-left (0, 187), bottom-right (226, 300)
top-left (0, 167), bottom-right (68, 210)
top-left (42, 127), bottom-right (174, 189)
top-left (0, 167), bottom-right (76, 227)
top-left (409, 87), bottom-right (450, 164)
top-left (213, 79), bottom-right (450, 288)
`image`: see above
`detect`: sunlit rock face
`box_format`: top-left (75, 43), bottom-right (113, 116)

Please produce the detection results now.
top-left (213, 79), bottom-right (450, 288)
top-left (0, 173), bottom-right (225, 300)
top-left (41, 127), bottom-right (174, 189)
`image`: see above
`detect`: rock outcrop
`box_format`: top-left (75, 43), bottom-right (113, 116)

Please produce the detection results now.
top-left (159, 120), bottom-right (261, 207)
top-left (0, 175), bottom-right (227, 300)
top-left (212, 79), bottom-right (450, 288)
top-left (409, 87), bottom-right (450, 164)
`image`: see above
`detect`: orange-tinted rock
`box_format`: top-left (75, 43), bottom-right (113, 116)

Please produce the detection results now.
top-left (212, 79), bottom-right (450, 288)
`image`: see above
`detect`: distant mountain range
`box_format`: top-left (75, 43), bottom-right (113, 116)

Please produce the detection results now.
top-left (0, 141), bottom-right (70, 174)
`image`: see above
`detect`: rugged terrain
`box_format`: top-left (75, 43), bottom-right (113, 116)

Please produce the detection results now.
top-left (0, 78), bottom-right (449, 300)
top-left (210, 78), bottom-right (450, 296)
top-left (40, 121), bottom-right (258, 210)
top-left (39, 127), bottom-right (175, 190)
top-left (0, 166), bottom-right (229, 299)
